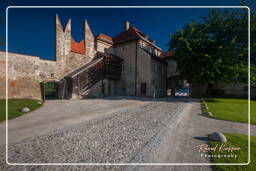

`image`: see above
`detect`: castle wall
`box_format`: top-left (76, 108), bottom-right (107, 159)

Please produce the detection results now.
top-left (58, 52), bottom-right (91, 78)
top-left (55, 15), bottom-right (94, 79)
top-left (84, 20), bottom-right (95, 58)
top-left (0, 15), bottom-right (168, 100)
top-left (0, 52), bottom-right (57, 99)
top-left (0, 15), bottom-right (96, 100)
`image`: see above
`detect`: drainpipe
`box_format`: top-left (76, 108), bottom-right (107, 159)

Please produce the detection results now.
top-left (166, 62), bottom-right (168, 97)
top-left (135, 40), bottom-right (138, 96)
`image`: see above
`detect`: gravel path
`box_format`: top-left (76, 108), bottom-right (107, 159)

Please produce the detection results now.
top-left (0, 97), bottom-right (149, 146)
top-left (134, 101), bottom-right (255, 171)
top-left (0, 97), bottom-right (254, 171)
top-left (0, 98), bottom-right (190, 170)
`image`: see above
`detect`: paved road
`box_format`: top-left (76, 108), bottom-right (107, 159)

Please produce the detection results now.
top-left (0, 97), bottom-right (253, 170)
top-left (175, 87), bottom-right (189, 97)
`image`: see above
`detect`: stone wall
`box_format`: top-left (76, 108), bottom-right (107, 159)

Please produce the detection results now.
top-left (0, 51), bottom-right (57, 99)
top-left (84, 20), bottom-right (95, 58)
top-left (59, 52), bottom-right (91, 78)
top-left (0, 50), bottom-right (93, 99)
top-left (85, 79), bottom-right (109, 97)
top-left (55, 15), bottom-right (93, 79)
top-left (0, 15), bottom-right (96, 100)
top-left (1, 15), bottom-right (169, 100)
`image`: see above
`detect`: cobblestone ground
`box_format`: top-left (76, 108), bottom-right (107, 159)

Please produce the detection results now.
top-left (0, 100), bottom-right (186, 170)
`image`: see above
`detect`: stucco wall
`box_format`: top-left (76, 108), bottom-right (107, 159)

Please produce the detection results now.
top-left (150, 59), bottom-right (167, 97)
top-left (113, 40), bottom-right (167, 97)
top-left (166, 59), bottom-right (177, 78)
top-left (96, 40), bottom-right (113, 54)
top-left (136, 47), bottom-right (152, 96)
top-left (113, 41), bottom-right (137, 96)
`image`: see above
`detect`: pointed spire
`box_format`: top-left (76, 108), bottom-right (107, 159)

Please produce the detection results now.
top-left (55, 14), bottom-right (64, 32)
top-left (84, 19), bottom-right (95, 57)
top-left (84, 19), bottom-right (93, 36)
top-left (64, 18), bottom-right (71, 33)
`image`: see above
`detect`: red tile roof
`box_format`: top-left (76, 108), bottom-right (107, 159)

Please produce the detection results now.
top-left (71, 37), bottom-right (85, 54)
top-left (113, 26), bottom-right (161, 50)
top-left (160, 51), bottom-right (175, 58)
top-left (95, 33), bottom-right (113, 44)
top-left (113, 26), bottom-right (141, 44)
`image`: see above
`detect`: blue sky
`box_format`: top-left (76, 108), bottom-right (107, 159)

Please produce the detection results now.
top-left (0, 0), bottom-right (246, 60)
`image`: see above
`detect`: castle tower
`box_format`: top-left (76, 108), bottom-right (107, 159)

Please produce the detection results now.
top-left (55, 15), bottom-right (95, 78)
top-left (84, 20), bottom-right (95, 58)
top-left (55, 15), bottom-right (71, 60)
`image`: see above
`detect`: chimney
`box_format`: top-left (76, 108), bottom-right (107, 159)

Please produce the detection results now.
top-left (124, 21), bottom-right (130, 31)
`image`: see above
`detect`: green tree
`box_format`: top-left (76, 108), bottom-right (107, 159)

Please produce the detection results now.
top-left (169, 9), bottom-right (255, 93)
top-left (0, 16), bottom-right (3, 47)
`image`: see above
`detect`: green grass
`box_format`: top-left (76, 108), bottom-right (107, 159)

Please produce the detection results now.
top-left (204, 98), bottom-right (256, 124)
top-left (0, 99), bottom-right (43, 121)
top-left (209, 133), bottom-right (255, 171)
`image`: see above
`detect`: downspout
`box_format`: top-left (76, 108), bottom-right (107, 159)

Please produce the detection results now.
top-left (135, 40), bottom-right (138, 96)
top-left (166, 61), bottom-right (168, 97)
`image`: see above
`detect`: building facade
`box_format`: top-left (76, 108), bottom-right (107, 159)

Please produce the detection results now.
top-left (0, 15), bottom-right (168, 100)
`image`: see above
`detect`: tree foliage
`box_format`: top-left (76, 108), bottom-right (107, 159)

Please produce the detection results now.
top-left (169, 9), bottom-right (255, 85)
top-left (0, 17), bottom-right (3, 47)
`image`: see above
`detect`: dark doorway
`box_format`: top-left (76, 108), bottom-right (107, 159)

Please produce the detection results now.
top-left (42, 81), bottom-right (59, 100)
top-left (141, 83), bottom-right (146, 96)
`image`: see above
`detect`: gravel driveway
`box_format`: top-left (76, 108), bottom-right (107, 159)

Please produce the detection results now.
top-left (0, 97), bottom-right (253, 171)
top-left (0, 97), bottom-right (200, 169)
top-left (0, 97), bottom-right (149, 146)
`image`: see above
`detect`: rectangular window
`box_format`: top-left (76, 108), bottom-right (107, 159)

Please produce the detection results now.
top-left (162, 66), bottom-right (165, 74)
top-left (153, 49), bottom-right (156, 55)
top-left (154, 63), bottom-right (158, 72)
top-left (141, 83), bottom-right (146, 96)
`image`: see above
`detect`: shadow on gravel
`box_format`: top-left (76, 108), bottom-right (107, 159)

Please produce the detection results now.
top-left (82, 96), bottom-right (200, 103)
top-left (194, 136), bottom-right (210, 142)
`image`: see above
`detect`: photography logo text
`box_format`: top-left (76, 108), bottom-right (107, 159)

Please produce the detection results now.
top-left (196, 144), bottom-right (241, 159)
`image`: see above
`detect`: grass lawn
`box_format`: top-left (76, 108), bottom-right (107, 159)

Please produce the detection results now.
top-left (209, 133), bottom-right (255, 171)
top-left (0, 99), bottom-right (43, 121)
top-left (204, 98), bottom-right (256, 124)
